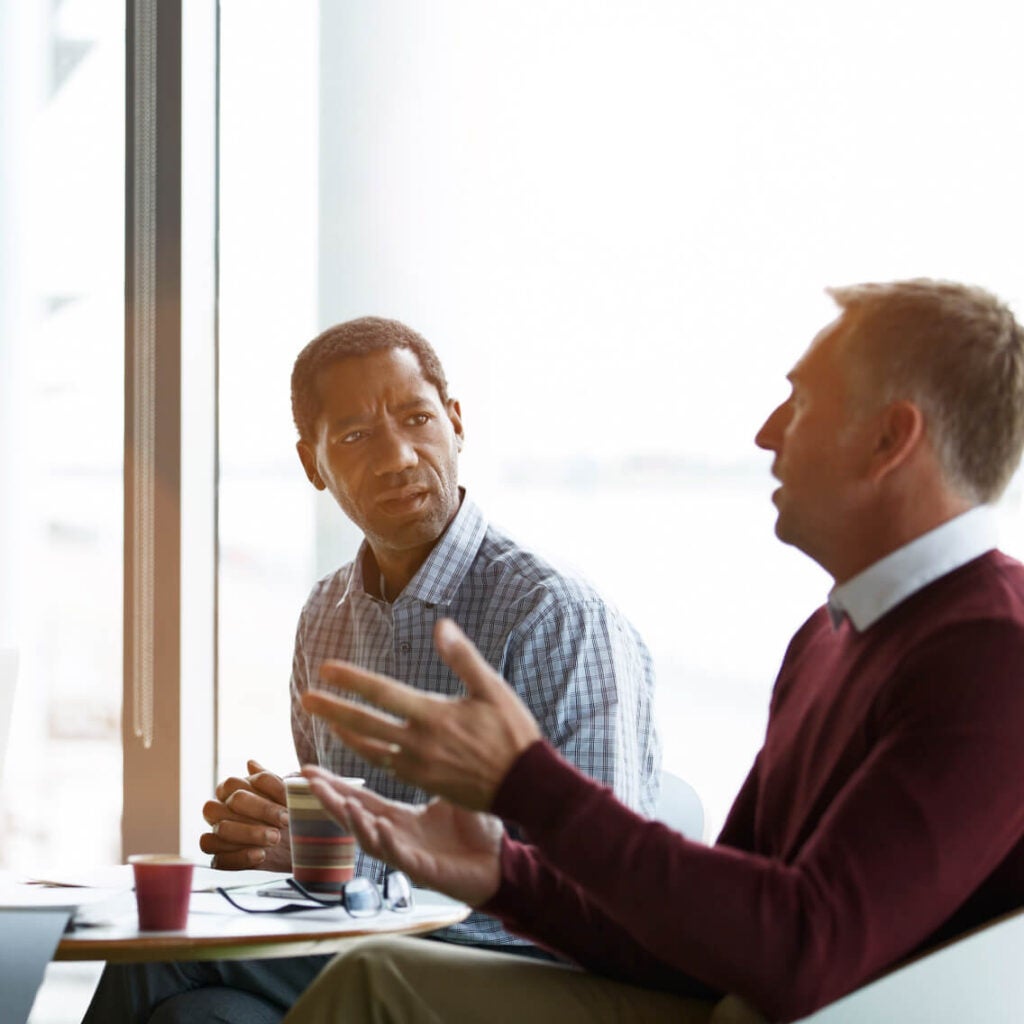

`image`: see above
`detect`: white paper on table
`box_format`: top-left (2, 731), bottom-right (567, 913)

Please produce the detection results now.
top-left (24, 864), bottom-right (135, 890)
top-left (0, 882), bottom-right (122, 910)
top-left (190, 866), bottom-right (289, 892)
top-left (22, 863), bottom-right (286, 893)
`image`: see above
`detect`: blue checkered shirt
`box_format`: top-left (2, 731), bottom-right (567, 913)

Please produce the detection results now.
top-left (290, 494), bottom-right (661, 947)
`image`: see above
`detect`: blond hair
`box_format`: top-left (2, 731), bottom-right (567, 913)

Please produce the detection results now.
top-left (828, 279), bottom-right (1024, 503)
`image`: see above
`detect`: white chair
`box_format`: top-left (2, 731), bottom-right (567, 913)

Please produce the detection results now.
top-left (792, 905), bottom-right (1024, 1022)
top-left (655, 770), bottom-right (705, 841)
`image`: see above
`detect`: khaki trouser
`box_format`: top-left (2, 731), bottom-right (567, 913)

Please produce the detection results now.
top-left (283, 936), bottom-right (768, 1024)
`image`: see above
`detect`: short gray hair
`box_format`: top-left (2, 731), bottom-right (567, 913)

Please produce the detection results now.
top-left (828, 279), bottom-right (1024, 503)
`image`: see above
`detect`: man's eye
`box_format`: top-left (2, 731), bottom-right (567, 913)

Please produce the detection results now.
top-left (407, 413), bottom-right (430, 426)
top-left (340, 430), bottom-right (366, 444)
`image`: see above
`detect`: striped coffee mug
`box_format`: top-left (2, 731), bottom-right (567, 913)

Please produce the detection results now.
top-left (284, 775), bottom-right (365, 892)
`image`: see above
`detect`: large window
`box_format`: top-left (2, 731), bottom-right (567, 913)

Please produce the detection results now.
top-left (5, 2), bottom-right (1024, 882)
top-left (216, 0), bottom-right (1024, 837)
top-left (0, 0), bottom-right (124, 873)
top-left (216, 4), bottom-right (323, 780)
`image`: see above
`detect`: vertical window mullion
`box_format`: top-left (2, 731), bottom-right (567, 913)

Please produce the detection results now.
top-left (123, 0), bottom-right (182, 857)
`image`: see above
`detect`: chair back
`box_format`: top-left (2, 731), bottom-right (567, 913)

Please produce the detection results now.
top-left (794, 906), bottom-right (1024, 1021)
top-left (655, 771), bottom-right (704, 841)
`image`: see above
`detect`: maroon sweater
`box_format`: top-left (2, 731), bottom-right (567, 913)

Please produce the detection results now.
top-left (483, 551), bottom-right (1024, 1021)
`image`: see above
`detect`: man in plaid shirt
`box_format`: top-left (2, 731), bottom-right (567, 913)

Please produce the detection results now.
top-left (83, 317), bottom-right (659, 1023)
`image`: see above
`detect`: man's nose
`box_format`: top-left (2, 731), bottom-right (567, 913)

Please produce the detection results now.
top-left (372, 426), bottom-right (418, 474)
top-left (755, 403), bottom-right (785, 451)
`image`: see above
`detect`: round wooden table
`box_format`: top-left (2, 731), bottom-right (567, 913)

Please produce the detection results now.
top-left (56, 888), bottom-right (472, 963)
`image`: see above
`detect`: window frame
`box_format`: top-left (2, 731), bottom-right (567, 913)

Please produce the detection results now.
top-left (122, 0), bottom-right (217, 857)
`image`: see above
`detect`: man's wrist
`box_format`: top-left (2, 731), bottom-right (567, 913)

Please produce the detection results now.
top-left (491, 738), bottom-right (549, 818)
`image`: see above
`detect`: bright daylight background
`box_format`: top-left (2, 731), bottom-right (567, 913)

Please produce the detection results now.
top-left (1, 2), bottom-right (1024, 1018)
top-left (215, 0), bottom-right (1024, 840)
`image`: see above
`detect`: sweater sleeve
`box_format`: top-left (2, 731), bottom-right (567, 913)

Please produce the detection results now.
top-left (484, 828), bottom-right (718, 998)
top-left (487, 620), bottom-right (1024, 1022)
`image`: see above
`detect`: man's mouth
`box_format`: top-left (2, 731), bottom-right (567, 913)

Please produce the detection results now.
top-left (376, 487), bottom-right (430, 515)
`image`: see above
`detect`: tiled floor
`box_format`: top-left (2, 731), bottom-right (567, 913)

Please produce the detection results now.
top-left (28, 963), bottom-right (103, 1024)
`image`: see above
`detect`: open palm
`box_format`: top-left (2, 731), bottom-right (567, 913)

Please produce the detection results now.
top-left (305, 768), bottom-right (503, 906)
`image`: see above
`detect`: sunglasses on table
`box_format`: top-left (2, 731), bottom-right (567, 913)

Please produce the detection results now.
top-left (217, 872), bottom-right (414, 917)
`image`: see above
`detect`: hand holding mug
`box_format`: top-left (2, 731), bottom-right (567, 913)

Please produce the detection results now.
top-left (200, 759), bottom-right (292, 870)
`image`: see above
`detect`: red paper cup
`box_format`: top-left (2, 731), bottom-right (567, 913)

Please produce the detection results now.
top-left (129, 854), bottom-right (194, 931)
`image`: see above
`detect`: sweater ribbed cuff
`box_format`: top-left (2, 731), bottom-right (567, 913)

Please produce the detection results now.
top-left (493, 738), bottom-right (602, 836)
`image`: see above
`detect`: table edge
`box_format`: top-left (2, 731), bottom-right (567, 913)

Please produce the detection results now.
top-left (55, 909), bottom-right (470, 963)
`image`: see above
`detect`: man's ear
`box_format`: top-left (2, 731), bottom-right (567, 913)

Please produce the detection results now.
top-left (447, 398), bottom-right (465, 450)
top-left (869, 400), bottom-right (925, 483)
top-left (297, 440), bottom-right (326, 490)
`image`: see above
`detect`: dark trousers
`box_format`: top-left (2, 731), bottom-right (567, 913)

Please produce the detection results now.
top-left (81, 955), bottom-right (333, 1024)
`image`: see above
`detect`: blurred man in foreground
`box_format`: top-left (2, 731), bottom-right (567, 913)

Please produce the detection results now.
top-left (287, 281), bottom-right (1024, 1023)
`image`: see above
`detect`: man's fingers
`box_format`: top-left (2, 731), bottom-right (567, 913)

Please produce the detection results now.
top-left (317, 660), bottom-right (426, 720)
top-left (225, 788), bottom-right (289, 827)
top-left (209, 818), bottom-right (282, 848)
top-left (343, 799), bottom-right (387, 860)
top-left (302, 689), bottom-right (408, 747)
top-left (249, 771), bottom-right (286, 805)
top-left (305, 776), bottom-right (354, 829)
top-left (202, 799), bottom-right (262, 828)
top-left (353, 810), bottom-right (429, 888)
top-left (328, 728), bottom-right (408, 777)
top-left (204, 844), bottom-right (268, 870)
top-left (198, 829), bottom-right (273, 866)
top-left (200, 832), bottom-right (238, 854)
top-left (433, 618), bottom-right (504, 699)
top-left (304, 778), bottom-right (391, 866)
top-left (215, 775), bottom-right (256, 803)
top-left (216, 761), bottom-right (279, 803)
top-left (243, 761), bottom-right (287, 804)
top-left (302, 766), bottom-right (403, 817)
top-left (203, 761), bottom-right (287, 871)
top-left (204, 797), bottom-right (283, 832)
top-left (199, 831), bottom-right (254, 855)
top-left (307, 780), bottom-right (385, 860)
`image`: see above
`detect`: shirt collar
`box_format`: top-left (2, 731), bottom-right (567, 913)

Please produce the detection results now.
top-left (827, 506), bottom-right (999, 632)
top-left (341, 490), bottom-right (488, 608)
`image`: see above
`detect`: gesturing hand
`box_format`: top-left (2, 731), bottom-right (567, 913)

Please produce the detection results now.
top-left (303, 766), bottom-right (503, 907)
top-left (301, 618), bottom-right (542, 810)
top-left (199, 759), bottom-right (292, 871)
